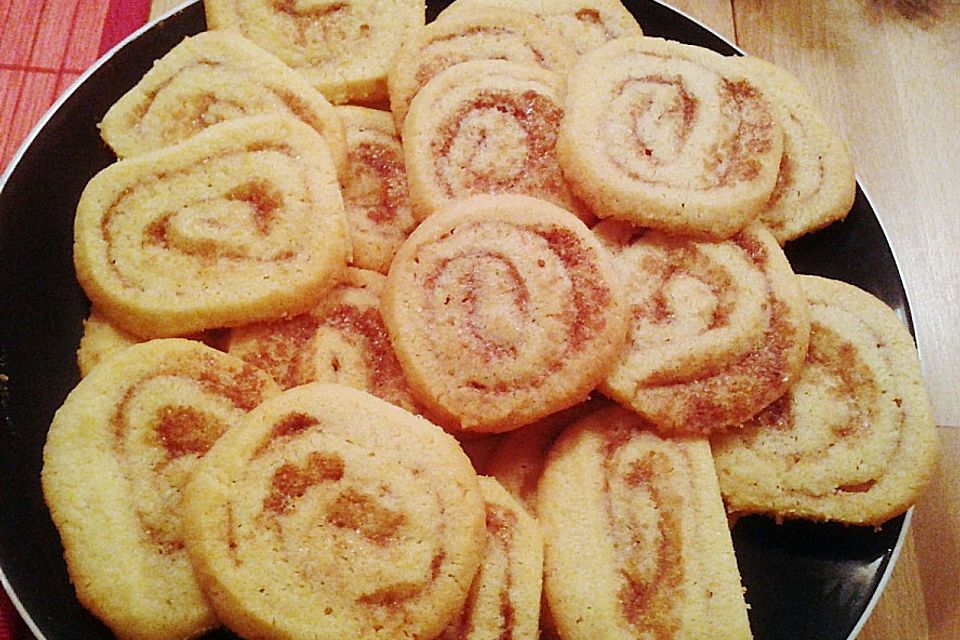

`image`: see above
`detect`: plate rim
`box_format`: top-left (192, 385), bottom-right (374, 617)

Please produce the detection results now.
top-left (0, 1), bottom-right (915, 638)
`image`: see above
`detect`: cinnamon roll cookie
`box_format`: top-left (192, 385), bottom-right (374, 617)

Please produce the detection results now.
top-left (558, 36), bottom-right (784, 239)
top-left (441, 476), bottom-right (543, 640)
top-left (387, 6), bottom-right (576, 126)
top-left (181, 383), bottom-right (486, 640)
top-left (42, 339), bottom-right (280, 640)
top-left (595, 219), bottom-right (809, 435)
top-left (403, 60), bottom-right (590, 222)
top-left (204, 0), bottom-right (426, 104)
top-left (74, 114), bottom-right (350, 338)
top-left (381, 194), bottom-right (628, 433)
top-left (98, 30), bottom-right (348, 178)
top-left (440, 0), bottom-right (643, 54)
top-left (337, 106), bottom-right (417, 273)
top-left (227, 267), bottom-right (421, 413)
top-left (484, 397), bottom-right (607, 515)
top-left (538, 405), bottom-right (753, 640)
top-left (711, 275), bottom-right (940, 526)
top-left (737, 56), bottom-right (856, 244)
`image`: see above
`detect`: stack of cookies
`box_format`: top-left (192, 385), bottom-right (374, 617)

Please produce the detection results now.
top-left (41, 1), bottom-right (939, 639)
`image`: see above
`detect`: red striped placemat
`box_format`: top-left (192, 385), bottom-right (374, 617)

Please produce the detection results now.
top-left (1, 1), bottom-right (152, 635)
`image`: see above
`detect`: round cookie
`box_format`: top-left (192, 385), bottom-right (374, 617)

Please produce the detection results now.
top-left (74, 114), bottom-right (350, 338)
top-left (440, 476), bottom-right (543, 640)
top-left (204, 0), bottom-right (426, 104)
top-left (180, 382), bottom-right (486, 640)
top-left (710, 275), bottom-right (941, 526)
top-left (736, 56), bottom-right (857, 244)
top-left (42, 338), bottom-right (280, 640)
top-left (227, 267), bottom-right (422, 414)
top-left (381, 194), bottom-right (629, 433)
top-left (595, 219), bottom-right (810, 435)
top-left (98, 30), bottom-right (348, 179)
top-left (440, 0), bottom-right (644, 54)
top-left (538, 405), bottom-right (752, 640)
top-left (558, 36), bottom-right (784, 239)
top-left (336, 105), bottom-right (418, 274)
top-left (403, 59), bottom-right (591, 223)
top-left (387, 6), bottom-right (576, 127)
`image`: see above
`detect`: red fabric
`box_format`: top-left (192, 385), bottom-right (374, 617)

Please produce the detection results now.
top-left (0, 0), bottom-right (151, 635)
top-left (98, 0), bottom-right (152, 56)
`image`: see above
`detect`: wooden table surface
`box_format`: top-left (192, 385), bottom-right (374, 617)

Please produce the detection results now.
top-left (141, 2), bottom-right (960, 638)
top-left (2, 1), bottom-right (956, 638)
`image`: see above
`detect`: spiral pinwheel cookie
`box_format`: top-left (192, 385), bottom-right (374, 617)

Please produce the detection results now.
top-left (387, 6), bottom-right (576, 126)
top-left (538, 405), bottom-right (752, 640)
top-left (595, 219), bottom-right (810, 435)
top-left (558, 36), bottom-right (784, 239)
top-left (98, 30), bottom-right (347, 178)
top-left (41, 339), bottom-right (280, 640)
top-left (181, 382), bottom-right (486, 640)
top-left (440, 0), bottom-right (643, 54)
top-left (77, 309), bottom-right (142, 377)
top-left (737, 56), bottom-right (857, 244)
top-left (74, 114), bottom-right (350, 338)
top-left (337, 106), bottom-right (417, 273)
top-left (440, 476), bottom-right (543, 640)
top-left (382, 194), bottom-right (628, 433)
top-left (204, 0), bottom-right (425, 104)
top-left (227, 267), bottom-right (422, 414)
top-left (403, 59), bottom-right (590, 223)
top-left (484, 397), bottom-right (607, 515)
top-left (711, 276), bottom-right (940, 526)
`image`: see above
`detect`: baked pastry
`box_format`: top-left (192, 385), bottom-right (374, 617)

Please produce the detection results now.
top-left (403, 59), bottom-right (590, 222)
top-left (440, 0), bottom-right (643, 54)
top-left (711, 275), bottom-right (940, 525)
top-left (204, 0), bottom-right (426, 104)
top-left (440, 476), bottom-right (543, 640)
top-left (227, 267), bottom-right (421, 413)
top-left (484, 396), bottom-right (607, 514)
top-left (181, 382), bottom-right (486, 640)
top-left (74, 114), bottom-right (350, 338)
top-left (337, 106), bottom-right (417, 273)
top-left (595, 219), bottom-right (810, 435)
top-left (77, 308), bottom-right (142, 376)
top-left (381, 194), bottom-right (628, 433)
top-left (77, 309), bottom-right (230, 376)
top-left (98, 30), bottom-right (348, 179)
top-left (387, 6), bottom-right (576, 126)
top-left (558, 36), bottom-right (783, 239)
top-left (538, 404), bottom-right (753, 640)
top-left (42, 338), bottom-right (280, 640)
top-left (736, 56), bottom-right (857, 244)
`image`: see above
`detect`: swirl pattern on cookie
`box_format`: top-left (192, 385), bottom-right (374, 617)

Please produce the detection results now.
top-left (440, 476), bottom-right (543, 640)
top-left (387, 6), bottom-right (576, 126)
top-left (74, 114), bottom-right (350, 338)
top-left (181, 383), bottom-right (486, 640)
top-left (98, 30), bottom-right (347, 178)
top-left (227, 267), bottom-right (421, 413)
top-left (204, 0), bottom-right (426, 104)
top-left (440, 0), bottom-right (643, 54)
top-left (710, 275), bottom-right (940, 525)
top-left (337, 106), bottom-right (417, 273)
top-left (42, 339), bottom-right (280, 640)
top-left (596, 219), bottom-right (810, 435)
top-left (403, 60), bottom-right (590, 223)
top-left (737, 56), bottom-right (857, 244)
top-left (558, 36), bottom-right (784, 239)
top-left (538, 405), bottom-right (752, 640)
top-left (382, 194), bottom-right (628, 433)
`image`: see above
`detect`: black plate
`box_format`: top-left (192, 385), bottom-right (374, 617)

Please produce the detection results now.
top-left (0, 1), bottom-right (911, 639)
